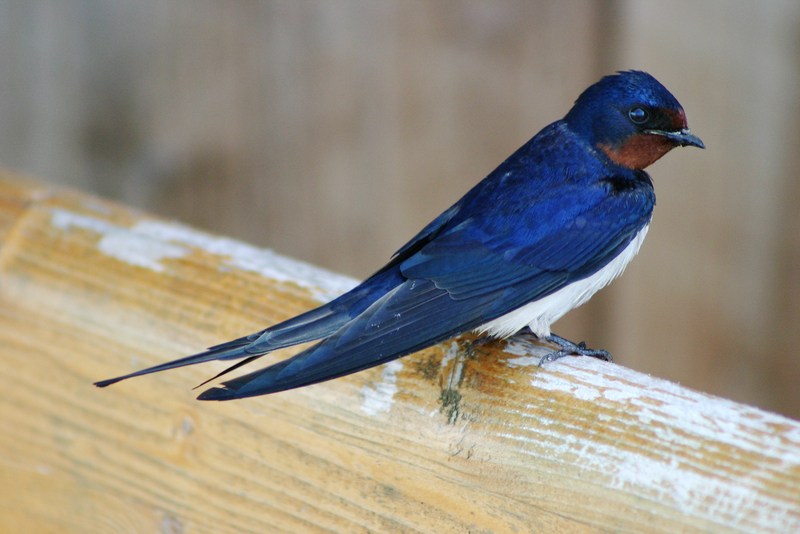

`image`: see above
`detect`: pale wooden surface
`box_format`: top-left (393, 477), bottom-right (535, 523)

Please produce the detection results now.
top-left (1, 173), bottom-right (799, 534)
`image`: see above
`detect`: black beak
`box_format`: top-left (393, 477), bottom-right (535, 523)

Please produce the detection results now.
top-left (646, 128), bottom-right (705, 149)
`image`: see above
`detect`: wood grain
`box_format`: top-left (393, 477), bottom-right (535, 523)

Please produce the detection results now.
top-left (0, 173), bottom-right (798, 533)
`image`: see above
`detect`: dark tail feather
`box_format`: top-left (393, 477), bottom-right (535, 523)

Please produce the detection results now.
top-left (196, 342), bottom-right (354, 400)
top-left (94, 295), bottom-right (366, 388)
top-left (94, 336), bottom-right (256, 388)
top-left (94, 260), bottom-right (408, 390)
top-left (195, 334), bottom-right (427, 401)
top-left (191, 354), bottom-right (263, 389)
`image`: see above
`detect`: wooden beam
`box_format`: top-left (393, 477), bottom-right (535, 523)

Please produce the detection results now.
top-left (0, 172), bottom-right (798, 533)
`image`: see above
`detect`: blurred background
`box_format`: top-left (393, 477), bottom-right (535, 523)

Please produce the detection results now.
top-left (0, 1), bottom-right (798, 418)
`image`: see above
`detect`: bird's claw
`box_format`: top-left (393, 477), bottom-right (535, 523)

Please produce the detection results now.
top-left (537, 333), bottom-right (613, 367)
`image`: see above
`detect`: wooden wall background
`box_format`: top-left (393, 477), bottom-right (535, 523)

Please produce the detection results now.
top-left (0, 1), bottom-right (798, 419)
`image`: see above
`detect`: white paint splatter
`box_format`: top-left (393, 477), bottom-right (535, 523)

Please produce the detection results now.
top-left (505, 355), bottom-right (542, 368)
top-left (535, 357), bottom-right (800, 461)
top-left (360, 360), bottom-right (403, 416)
top-left (51, 209), bottom-right (187, 272)
top-left (500, 355), bottom-right (800, 532)
top-left (132, 220), bottom-right (358, 302)
top-left (49, 208), bottom-right (358, 302)
top-left (437, 341), bottom-right (466, 391)
top-left (502, 335), bottom-right (552, 361)
top-left (440, 342), bottom-right (460, 370)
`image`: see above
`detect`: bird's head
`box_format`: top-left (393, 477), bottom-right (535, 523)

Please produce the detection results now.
top-left (563, 70), bottom-right (704, 170)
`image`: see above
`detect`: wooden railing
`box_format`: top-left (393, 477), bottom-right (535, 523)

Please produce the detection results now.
top-left (0, 172), bottom-right (798, 533)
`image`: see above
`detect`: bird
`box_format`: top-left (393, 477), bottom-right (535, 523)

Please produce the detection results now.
top-left (95, 70), bottom-right (704, 400)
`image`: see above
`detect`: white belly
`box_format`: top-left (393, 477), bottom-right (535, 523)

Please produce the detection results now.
top-left (478, 224), bottom-right (649, 339)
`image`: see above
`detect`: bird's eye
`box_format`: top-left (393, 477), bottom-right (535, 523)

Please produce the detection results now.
top-left (628, 107), bottom-right (649, 124)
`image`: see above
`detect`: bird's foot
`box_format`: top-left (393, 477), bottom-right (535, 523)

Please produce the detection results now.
top-left (538, 333), bottom-right (612, 367)
top-left (464, 335), bottom-right (494, 358)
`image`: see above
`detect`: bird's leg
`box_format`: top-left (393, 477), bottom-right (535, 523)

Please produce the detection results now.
top-left (538, 333), bottom-right (612, 367)
top-left (465, 335), bottom-right (494, 358)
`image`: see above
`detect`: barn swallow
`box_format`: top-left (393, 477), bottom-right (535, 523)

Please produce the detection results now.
top-left (96, 70), bottom-right (704, 400)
